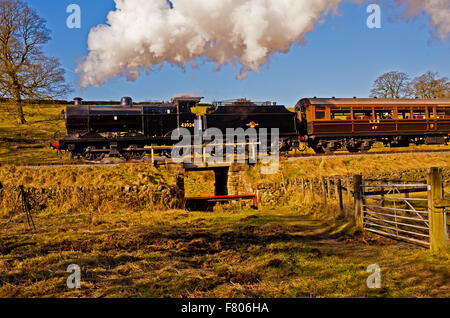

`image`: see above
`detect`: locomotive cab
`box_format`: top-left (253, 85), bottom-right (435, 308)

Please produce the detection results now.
top-left (173, 97), bottom-right (203, 133)
top-left (173, 97), bottom-right (203, 113)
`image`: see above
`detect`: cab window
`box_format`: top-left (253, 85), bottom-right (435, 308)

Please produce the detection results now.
top-left (375, 108), bottom-right (393, 120)
top-left (331, 108), bottom-right (351, 120)
top-left (413, 107), bottom-right (426, 120)
top-left (397, 107), bottom-right (411, 120)
top-left (315, 106), bottom-right (326, 120)
top-left (353, 109), bottom-right (373, 120)
top-left (437, 107), bottom-right (450, 119)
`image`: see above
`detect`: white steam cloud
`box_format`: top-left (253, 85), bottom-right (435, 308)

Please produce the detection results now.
top-left (396, 0), bottom-right (450, 39)
top-left (77, 0), bottom-right (450, 88)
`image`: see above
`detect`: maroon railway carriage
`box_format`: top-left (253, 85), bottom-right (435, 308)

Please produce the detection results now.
top-left (295, 98), bottom-right (450, 153)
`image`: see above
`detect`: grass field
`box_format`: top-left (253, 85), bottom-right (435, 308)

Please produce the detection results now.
top-left (0, 103), bottom-right (449, 298)
top-left (1, 207), bottom-right (448, 298)
top-left (246, 153), bottom-right (450, 187)
top-left (1, 152), bottom-right (450, 194)
top-left (0, 157), bottom-right (449, 298)
top-left (0, 103), bottom-right (72, 164)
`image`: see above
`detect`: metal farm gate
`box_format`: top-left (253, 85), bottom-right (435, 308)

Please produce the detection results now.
top-left (352, 168), bottom-right (449, 251)
top-left (360, 181), bottom-right (431, 247)
top-left (445, 187), bottom-right (450, 240)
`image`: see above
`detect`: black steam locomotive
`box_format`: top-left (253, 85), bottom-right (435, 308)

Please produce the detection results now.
top-left (55, 96), bottom-right (450, 161)
top-left (57, 97), bottom-right (299, 161)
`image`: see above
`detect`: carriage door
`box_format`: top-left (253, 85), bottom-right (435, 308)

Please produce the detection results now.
top-left (427, 106), bottom-right (437, 131)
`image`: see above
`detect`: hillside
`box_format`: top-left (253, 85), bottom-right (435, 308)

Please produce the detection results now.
top-left (0, 103), bottom-right (70, 164)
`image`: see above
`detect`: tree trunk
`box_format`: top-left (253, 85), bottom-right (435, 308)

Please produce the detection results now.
top-left (13, 87), bottom-right (26, 124)
top-left (15, 101), bottom-right (26, 124)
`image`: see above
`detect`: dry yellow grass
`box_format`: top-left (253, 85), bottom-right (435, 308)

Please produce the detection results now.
top-left (0, 164), bottom-right (170, 188)
top-left (0, 206), bottom-right (448, 298)
top-left (1, 103), bottom-right (449, 298)
top-left (246, 153), bottom-right (450, 187)
top-left (1, 153), bottom-right (448, 189)
top-left (0, 103), bottom-right (72, 164)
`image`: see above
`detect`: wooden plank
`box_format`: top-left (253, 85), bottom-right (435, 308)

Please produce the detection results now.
top-left (353, 174), bottom-right (363, 228)
top-left (321, 177), bottom-right (327, 206)
top-left (336, 179), bottom-right (344, 216)
top-left (363, 187), bottom-right (428, 196)
top-left (428, 167), bottom-right (448, 253)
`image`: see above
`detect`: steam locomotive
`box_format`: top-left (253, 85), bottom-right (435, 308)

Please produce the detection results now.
top-left (55, 96), bottom-right (450, 160)
top-left (57, 96), bottom-right (299, 161)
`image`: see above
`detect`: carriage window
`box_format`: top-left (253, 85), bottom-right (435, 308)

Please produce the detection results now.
top-left (315, 106), bottom-right (326, 120)
top-left (375, 109), bottom-right (393, 120)
top-left (437, 108), bottom-right (450, 119)
top-left (331, 109), bottom-right (351, 120)
top-left (397, 107), bottom-right (411, 120)
top-left (413, 108), bottom-right (426, 120)
top-left (353, 110), bottom-right (373, 120)
top-left (428, 107), bottom-right (435, 119)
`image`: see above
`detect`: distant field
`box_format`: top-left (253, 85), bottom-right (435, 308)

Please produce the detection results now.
top-left (0, 103), bottom-right (71, 164)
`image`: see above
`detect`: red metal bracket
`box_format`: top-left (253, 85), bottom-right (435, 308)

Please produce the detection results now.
top-left (183, 194), bottom-right (258, 210)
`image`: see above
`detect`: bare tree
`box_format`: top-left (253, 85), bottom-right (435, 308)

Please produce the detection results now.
top-left (407, 71), bottom-right (449, 99)
top-left (0, 0), bottom-right (71, 124)
top-left (370, 71), bottom-right (410, 98)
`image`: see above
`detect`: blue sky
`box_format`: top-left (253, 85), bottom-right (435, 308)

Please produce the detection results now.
top-left (25, 0), bottom-right (449, 107)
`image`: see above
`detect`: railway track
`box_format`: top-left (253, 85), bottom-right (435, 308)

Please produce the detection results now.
top-left (287, 148), bottom-right (450, 161)
top-left (1, 148), bottom-right (449, 169)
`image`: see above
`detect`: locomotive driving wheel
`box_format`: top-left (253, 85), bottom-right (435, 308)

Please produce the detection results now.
top-left (122, 145), bottom-right (146, 161)
top-left (313, 145), bottom-right (326, 154)
top-left (313, 142), bottom-right (334, 154)
top-left (346, 146), bottom-right (360, 153)
top-left (81, 147), bottom-right (106, 162)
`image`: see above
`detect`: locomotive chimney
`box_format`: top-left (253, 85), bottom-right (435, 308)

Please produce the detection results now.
top-left (74, 97), bottom-right (83, 106)
top-left (121, 97), bottom-right (133, 107)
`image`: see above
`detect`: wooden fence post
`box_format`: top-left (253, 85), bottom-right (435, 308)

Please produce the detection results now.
top-left (327, 178), bottom-right (332, 198)
top-left (346, 178), bottom-right (351, 204)
top-left (321, 177), bottom-right (327, 205)
top-left (336, 178), bottom-right (344, 216)
top-left (151, 148), bottom-right (155, 167)
top-left (353, 174), bottom-right (363, 228)
top-left (427, 167), bottom-right (448, 253)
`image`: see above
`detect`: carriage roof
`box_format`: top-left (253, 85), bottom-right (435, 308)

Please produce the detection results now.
top-left (297, 98), bottom-right (450, 108)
